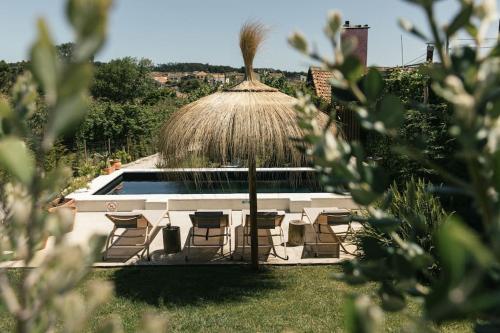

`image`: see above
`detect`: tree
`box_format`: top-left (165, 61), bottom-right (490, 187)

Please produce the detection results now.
top-left (290, 1), bottom-right (500, 331)
top-left (56, 42), bottom-right (76, 62)
top-left (0, 61), bottom-right (27, 94)
top-left (91, 57), bottom-right (156, 103)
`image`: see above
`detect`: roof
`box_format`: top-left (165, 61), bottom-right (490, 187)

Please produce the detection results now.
top-left (307, 67), bottom-right (335, 103)
top-left (158, 77), bottom-right (335, 168)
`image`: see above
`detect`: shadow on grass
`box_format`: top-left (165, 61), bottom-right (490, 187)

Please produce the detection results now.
top-left (112, 265), bottom-right (283, 307)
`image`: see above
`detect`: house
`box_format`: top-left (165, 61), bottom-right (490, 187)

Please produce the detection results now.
top-left (307, 67), bottom-right (336, 103)
top-left (207, 73), bottom-right (229, 85)
top-left (167, 72), bottom-right (183, 83)
top-left (193, 71), bottom-right (208, 80)
top-left (226, 72), bottom-right (245, 84)
top-left (307, 21), bottom-right (370, 142)
top-left (151, 72), bottom-right (169, 86)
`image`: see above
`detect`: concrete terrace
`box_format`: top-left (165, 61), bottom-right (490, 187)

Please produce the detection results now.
top-left (2, 159), bottom-right (361, 268)
top-left (1, 209), bottom-right (361, 268)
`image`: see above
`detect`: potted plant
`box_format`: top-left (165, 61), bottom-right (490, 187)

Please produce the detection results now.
top-left (111, 157), bottom-right (122, 170)
top-left (113, 150), bottom-right (131, 169)
top-left (111, 150), bottom-right (128, 170)
top-left (102, 159), bottom-right (115, 175)
top-left (95, 153), bottom-right (114, 175)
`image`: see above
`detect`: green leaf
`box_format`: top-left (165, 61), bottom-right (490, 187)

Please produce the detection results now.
top-left (325, 11), bottom-right (342, 38)
top-left (43, 60), bottom-right (93, 150)
top-left (398, 18), bottom-right (428, 41)
top-left (0, 99), bottom-right (12, 136)
top-left (368, 217), bottom-right (401, 233)
top-left (67, 0), bottom-right (112, 62)
top-left (379, 285), bottom-right (406, 312)
top-left (364, 68), bottom-right (384, 102)
top-left (43, 95), bottom-right (88, 150)
top-left (446, 3), bottom-right (473, 38)
top-left (378, 95), bottom-right (405, 129)
top-left (437, 217), bottom-right (495, 284)
top-left (345, 295), bottom-right (383, 333)
top-left (351, 187), bottom-right (380, 206)
top-left (30, 19), bottom-right (58, 104)
top-left (339, 56), bottom-right (364, 83)
top-left (0, 137), bottom-right (35, 184)
top-left (288, 32), bottom-right (308, 54)
top-left (402, 0), bottom-right (433, 9)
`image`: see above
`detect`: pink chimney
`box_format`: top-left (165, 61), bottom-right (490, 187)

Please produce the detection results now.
top-left (341, 21), bottom-right (369, 68)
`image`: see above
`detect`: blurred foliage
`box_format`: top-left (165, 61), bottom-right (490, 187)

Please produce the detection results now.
top-left (56, 42), bottom-right (78, 62)
top-left (290, 0), bottom-right (500, 332)
top-left (0, 0), bottom-right (167, 332)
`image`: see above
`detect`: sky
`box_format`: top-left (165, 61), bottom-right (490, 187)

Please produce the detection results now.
top-left (0, 0), bottom-right (499, 72)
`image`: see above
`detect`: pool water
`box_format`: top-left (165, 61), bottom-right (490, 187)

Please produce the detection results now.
top-left (95, 170), bottom-right (322, 195)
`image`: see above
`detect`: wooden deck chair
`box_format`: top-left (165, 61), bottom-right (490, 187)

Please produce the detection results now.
top-left (302, 208), bottom-right (354, 257)
top-left (242, 210), bottom-right (288, 260)
top-left (103, 213), bottom-right (160, 262)
top-left (186, 210), bottom-right (231, 261)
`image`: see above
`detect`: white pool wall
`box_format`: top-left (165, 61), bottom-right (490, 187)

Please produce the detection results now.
top-left (67, 168), bottom-right (357, 213)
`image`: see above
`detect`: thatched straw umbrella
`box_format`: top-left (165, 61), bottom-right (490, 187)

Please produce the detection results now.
top-left (159, 24), bottom-right (335, 169)
top-left (158, 23), bottom-right (336, 269)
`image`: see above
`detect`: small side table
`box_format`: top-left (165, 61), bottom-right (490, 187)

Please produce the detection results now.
top-left (288, 220), bottom-right (308, 246)
top-left (162, 225), bottom-right (181, 254)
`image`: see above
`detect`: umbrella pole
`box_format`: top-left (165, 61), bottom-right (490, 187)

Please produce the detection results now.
top-left (248, 153), bottom-right (258, 270)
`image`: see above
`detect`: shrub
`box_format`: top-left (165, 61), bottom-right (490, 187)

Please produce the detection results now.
top-left (290, 1), bottom-right (500, 331)
top-left (358, 178), bottom-right (447, 276)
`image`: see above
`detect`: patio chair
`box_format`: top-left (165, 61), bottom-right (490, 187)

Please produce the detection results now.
top-left (103, 212), bottom-right (161, 262)
top-left (242, 210), bottom-right (288, 260)
top-left (301, 207), bottom-right (354, 257)
top-left (186, 210), bottom-right (232, 261)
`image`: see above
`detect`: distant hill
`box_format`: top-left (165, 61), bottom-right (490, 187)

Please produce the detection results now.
top-left (155, 63), bottom-right (242, 74)
top-left (154, 62), bottom-right (305, 78)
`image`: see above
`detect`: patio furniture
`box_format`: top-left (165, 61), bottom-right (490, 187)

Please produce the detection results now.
top-left (103, 211), bottom-right (163, 261)
top-left (301, 207), bottom-right (354, 257)
top-left (242, 210), bottom-right (288, 260)
top-left (288, 220), bottom-right (308, 246)
top-left (162, 225), bottom-right (181, 254)
top-left (186, 210), bottom-right (232, 261)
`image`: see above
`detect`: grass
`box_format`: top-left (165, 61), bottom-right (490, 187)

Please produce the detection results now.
top-left (1, 266), bottom-right (473, 332)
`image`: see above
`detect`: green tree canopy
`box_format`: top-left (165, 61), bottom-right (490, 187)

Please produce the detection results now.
top-left (91, 57), bottom-right (156, 103)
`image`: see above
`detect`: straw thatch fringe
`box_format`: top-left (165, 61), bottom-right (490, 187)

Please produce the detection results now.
top-left (158, 83), bottom-right (336, 168)
top-left (158, 22), bottom-right (338, 170)
top-left (239, 22), bottom-right (267, 81)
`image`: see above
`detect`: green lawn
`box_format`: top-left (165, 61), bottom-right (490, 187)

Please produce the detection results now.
top-left (1, 266), bottom-right (472, 332)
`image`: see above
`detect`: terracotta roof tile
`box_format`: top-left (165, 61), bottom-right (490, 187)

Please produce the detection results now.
top-left (308, 67), bottom-right (334, 103)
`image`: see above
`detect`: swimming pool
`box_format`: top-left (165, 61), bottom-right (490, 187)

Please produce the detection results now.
top-left (94, 169), bottom-right (322, 195)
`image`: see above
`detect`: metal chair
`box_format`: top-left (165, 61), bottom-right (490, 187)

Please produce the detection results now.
top-left (186, 210), bottom-right (231, 261)
top-left (103, 213), bottom-right (160, 261)
top-left (242, 211), bottom-right (288, 260)
top-left (302, 208), bottom-right (354, 257)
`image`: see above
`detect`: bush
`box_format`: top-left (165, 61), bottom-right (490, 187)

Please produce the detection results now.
top-left (364, 69), bottom-right (461, 185)
top-left (291, 2), bottom-right (500, 330)
top-left (358, 178), bottom-right (447, 275)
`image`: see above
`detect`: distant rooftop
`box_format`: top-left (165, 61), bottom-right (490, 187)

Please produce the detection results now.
top-left (307, 67), bottom-right (335, 103)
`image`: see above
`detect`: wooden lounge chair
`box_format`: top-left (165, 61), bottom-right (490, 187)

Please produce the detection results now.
top-left (103, 212), bottom-right (162, 262)
top-left (301, 207), bottom-right (354, 257)
top-left (242, 210), bottom-right (288, 260)
top-left (186, 210), bottom-right (232, 261)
